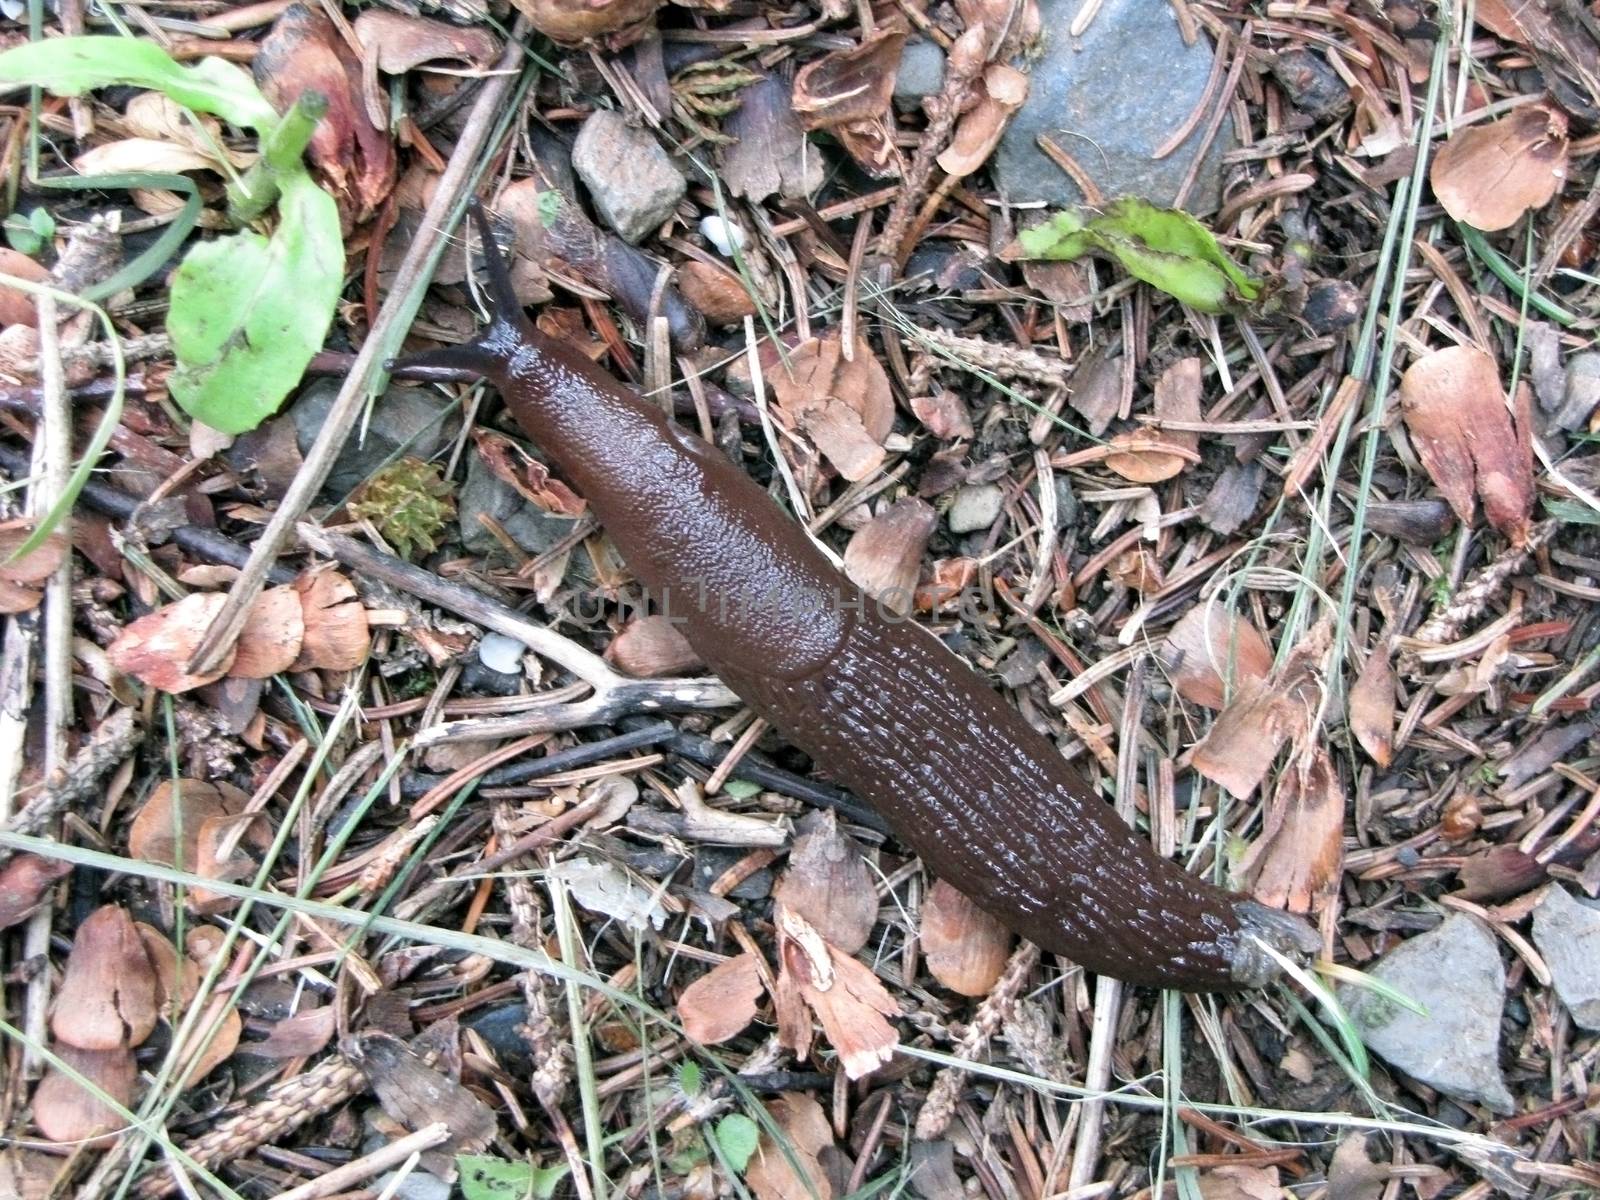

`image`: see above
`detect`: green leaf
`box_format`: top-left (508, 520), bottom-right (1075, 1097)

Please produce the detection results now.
top-left (4, 212), bottom-right (43, 255)
top-left (1011, 197), bottom-right (1259, 313)
top-left (537, 189), bottom-right (562, 228)
top-left (166, 171), bottom-right (342, 433)
top-left (675, 1059), bottom-right (703, 1096)
top-left (713, 1114), bottom-right (760, 1174)
top-left (458, 1155), bottom-right (568, 1200)
top-left (0, 36), bottom-right (278, 130)
top-left (721, 779), bottom-right (761, 799)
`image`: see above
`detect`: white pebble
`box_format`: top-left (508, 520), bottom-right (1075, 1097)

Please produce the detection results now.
top-left (478, 632), bottom-right (526, 675)
top-left (699, 214), bottom-right (746, 257)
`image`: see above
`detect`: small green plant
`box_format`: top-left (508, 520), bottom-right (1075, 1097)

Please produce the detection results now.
top-left (0, 36), bottom-right (343, 434)
top-left (458, 1154), bottom-right (568, 1200)
top-left (4, 205), bottom-right (54, 255)
top-left (1010, 196), bottom-right (1260, 313)
top-left (711, 1113), bottom-right (760, 1174)
top-left (347, 457), bottom-right (456, 559)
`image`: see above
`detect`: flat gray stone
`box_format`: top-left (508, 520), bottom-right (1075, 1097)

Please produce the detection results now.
top-left (947, 483), bottom-right (1004, 534)
top-left (572, 109), bottom-right (686, 243)
top-left (290, 379), bottom-right (458, 500)
top-left (994, 0), bottom-right (1233, 212)
top-left (895, 38), bottom-right (946, 102)
top-left (458, 449), bottom-right (590, 580)
top-left (1338, 913), bottom-right (1513, 1113)
top-left (1531, 885), bottom-right (1600, 1030)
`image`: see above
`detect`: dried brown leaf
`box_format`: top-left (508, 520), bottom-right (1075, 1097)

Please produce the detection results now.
top-left (229, 585), bottom-right (304, 679)
top-left (0, 854), bottom-right (71, 932)
top-left (255, 4), bottom-right (396, 227)
top-left (347, 1029), bottom-right (496, 1173)
top-left (471, 429), bottom-right (588, 516)
top-left (249, 1006), bottom-right (337, 1059)
top-left (507, 0), bottom-right (662, 45)
top-left (776, 906), bottom-right (899, 1079)
top-left (1239, 747), bottom-right (1345, 913)
top-left (136, 923), bottom-right (199, 1010)
top-left (773, 811), bottom-right (878, 954)
top-left (792, 29), bottom-right (906, 131)
top-left (843, 498), bottom-right (936, 614)
top-left (769, 332), bottom-right (894, 481)
top-left (678, 951), bottom-right (766, 1045)
top-left (1104, 357), bottom-right (1202, 482)
top-left (51, 906), bottom-right (158, 1051)
top-left (292, 569), bottom-right (370, 671)
top-left (676, 259), bottom-right (757, 325)
top-left (1348, 645), bottom-right (1395, 767)
top-left (920, 879), bottom-right (1012, 996)
top-left (108, 592), bottom-right (237, 693)
top-left (128, 779), bottom-right (250, 872)
top-left (1161, 602), bottom-right (1273, 710)
top-left (0, 1148), bottom-right (64, 1200)
top-left (1431, 105), bottom-right (1569, 231)
top-left (1399, 345), bottom-right (1534, 545)
top-left (1196, 1163), bottom-right (1282, 1200)
top-left (0, 248), bottom-right (52, 328)
top-left (171, 1000), bottom-right (242, 1088)
top-left (32, 1045), bottom-right (135, 1146)
top-left (354, 10), bottom-right (498, 75)
top-left (937, 64), bottom-right (1028, 178)
top-left (1189, 621), bottom-right (1329, 799)
top-left (604, 614), bottom-right (702, 678)
top-left (1327, 1133), bottom-right (1389, 1200)
top-left (745, 1092), bottom-right (835, 1200)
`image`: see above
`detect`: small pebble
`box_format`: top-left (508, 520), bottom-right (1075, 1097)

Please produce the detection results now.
top-left (477, 632), bottom-right (526, 675)
top-left (699, 214), bottom-right (746, 257)
top-left (947, 484), bottom-right (1004, 534)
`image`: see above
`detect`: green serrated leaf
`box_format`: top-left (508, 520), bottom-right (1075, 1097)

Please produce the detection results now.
top-left (675, 1058), bottom-right (703, 1096)
top-left (713, 1114), bottom-right (760, 1174)
top-left (1012, 196), bottom-right (1259, 313)
top-left (166, 172), bottom-right (341, 433)
top-left (458, 1155), bottom-right (568, 1200)
top-left (0, 36), bottom-right (278, 130)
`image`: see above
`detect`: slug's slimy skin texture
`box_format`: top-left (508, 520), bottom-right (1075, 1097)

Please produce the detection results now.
top-left (395, 209), bottom-right (1318, 990)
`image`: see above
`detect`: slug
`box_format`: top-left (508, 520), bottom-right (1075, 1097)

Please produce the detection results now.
top-left (391, 204), bottom-right (1317, 990)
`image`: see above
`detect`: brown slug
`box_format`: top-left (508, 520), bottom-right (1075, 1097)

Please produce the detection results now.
top-left (392, 204), bottom-right (1318, 991)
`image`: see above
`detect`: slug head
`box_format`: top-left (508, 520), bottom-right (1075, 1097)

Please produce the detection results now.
top-left (384, 198), bottom-right (530, 383)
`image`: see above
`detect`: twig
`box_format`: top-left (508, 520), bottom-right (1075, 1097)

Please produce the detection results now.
top-left (0, 708), bottom-right (142, 866)
top-left (1410, 520), bottom-right (1558, 648)
top-left (271, 1124), bottom-right (449, 1200)
top-left (297, 526), bottom-right (737, 742)
top-left (184, 20), bottom-right (530, 677)
top-left (0, 443), bottom-right (299, 584)
top-left (913, 941), bottom-right (1041, 1139)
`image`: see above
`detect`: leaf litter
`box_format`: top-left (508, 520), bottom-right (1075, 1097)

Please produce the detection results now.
top-left (0, 1), bottom-right (1598, 1198)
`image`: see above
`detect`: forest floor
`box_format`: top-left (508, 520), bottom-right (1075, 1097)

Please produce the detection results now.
top-left (0, 1), bottom-right (1598, 1198)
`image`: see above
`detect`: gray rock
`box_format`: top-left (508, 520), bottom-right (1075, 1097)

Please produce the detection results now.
top-left (994, 0), bottom-right (1234, 212)
top-left (374, 1169), bottom-right (451, 1200)
top-left (458, 449), bottom-right (590, 578)
top-left (572, 109), bottom-right (686, 243)
top-left (1338, 913), bottom-right (1513, 1113)
top-left (290, 379), bottom-right (458, 500)
top-left (1557, 351), bottom-right (1600, 431)
top-left (1531, 885), bottom-right (1600, 1030)
top-left (895, 38), bottom-right (946, 101)
top-left (947, 483), bottom-right (1004, 534)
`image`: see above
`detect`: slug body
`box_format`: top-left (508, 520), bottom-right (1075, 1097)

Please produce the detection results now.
top-left (395, 210), bottom-right (1315, 990)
